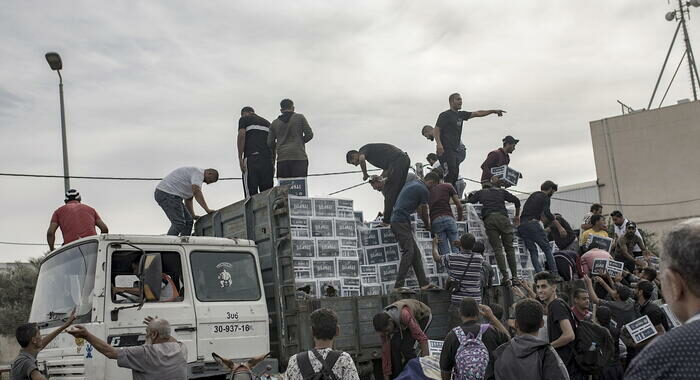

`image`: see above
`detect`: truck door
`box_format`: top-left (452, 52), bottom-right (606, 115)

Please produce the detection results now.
top-left (188, 247), bottom-right (269, 361)
top-left (105, 245), bottom-right (198, 378)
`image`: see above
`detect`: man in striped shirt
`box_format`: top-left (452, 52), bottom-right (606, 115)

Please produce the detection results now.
top-left (433, 233), bottom-right (484, 327)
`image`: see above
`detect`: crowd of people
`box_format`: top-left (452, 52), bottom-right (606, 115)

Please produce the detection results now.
top-left (25, 92), bottom-right (700, 380)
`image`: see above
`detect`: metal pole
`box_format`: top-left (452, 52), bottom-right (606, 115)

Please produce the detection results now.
top-left (680, 0), bottom-right (699, 101)
top-left (58, 71), bottom-right (70, 192)
top-left (648, 20), bottom-right (682, 109)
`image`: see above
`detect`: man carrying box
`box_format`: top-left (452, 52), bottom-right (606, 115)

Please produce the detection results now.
top-left (480, 136), bottom-right (519, 187)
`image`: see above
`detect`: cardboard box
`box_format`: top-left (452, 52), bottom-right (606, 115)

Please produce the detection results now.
top-left (490, 165), bottom-right (522, 186)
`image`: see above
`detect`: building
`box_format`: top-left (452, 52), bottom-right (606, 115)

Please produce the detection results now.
top-left (589, 100), bottom-right (700, 237)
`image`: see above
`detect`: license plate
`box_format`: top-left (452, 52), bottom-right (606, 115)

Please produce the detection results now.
top-left (210, 323), bottom-right (255, 335)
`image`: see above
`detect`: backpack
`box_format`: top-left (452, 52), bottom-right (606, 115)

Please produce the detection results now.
top-left (452, 324), bottom-right (490, 380)
top-left (296, 349), bottom-right (342, 380)
top-left (571, 316), bottom-right (615, 374)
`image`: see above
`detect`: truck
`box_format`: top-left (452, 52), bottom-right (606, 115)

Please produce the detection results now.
top-left (27, 186), bottom-right (516, 380)
top-left (28, 234), bottom-right (272, 379)
top-left (193, 186), bottom-right (509, 379)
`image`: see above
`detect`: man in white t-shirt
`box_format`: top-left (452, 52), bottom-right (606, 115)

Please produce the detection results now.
top-left (155, 167), bottom-right (219, 236)
top-left (610, 210), bottom-right (644, 255)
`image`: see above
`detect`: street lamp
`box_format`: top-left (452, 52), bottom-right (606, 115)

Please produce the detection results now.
top-left (45, 52), bottom-right (70, 192)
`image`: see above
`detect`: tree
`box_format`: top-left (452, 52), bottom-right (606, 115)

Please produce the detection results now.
top-left (0, 261), bottom-right (39, 335)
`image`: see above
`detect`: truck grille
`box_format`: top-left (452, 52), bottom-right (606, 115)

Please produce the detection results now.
top-left (45, 357), bottom-right (85, 379)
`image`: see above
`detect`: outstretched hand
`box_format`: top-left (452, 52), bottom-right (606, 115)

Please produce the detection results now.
top-left (67, 325), bottom-right (89, 339)
top-left (143, 316), bottom-right (157, 326)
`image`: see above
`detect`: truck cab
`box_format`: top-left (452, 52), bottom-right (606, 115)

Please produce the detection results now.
top-left (28, 234), bottom-right (271, 380)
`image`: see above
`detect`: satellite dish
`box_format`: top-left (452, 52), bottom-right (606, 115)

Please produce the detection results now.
top-left (666, 11), bottom-right (676, 21)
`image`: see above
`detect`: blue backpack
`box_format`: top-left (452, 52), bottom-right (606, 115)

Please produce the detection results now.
top-left (452, 324), bottom-right (490, 380)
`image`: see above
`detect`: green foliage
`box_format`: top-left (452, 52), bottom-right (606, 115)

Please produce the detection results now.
top-left (0, 262), bottom-right (39, 335)
top-left (639, 229), bottom-right (660, 256)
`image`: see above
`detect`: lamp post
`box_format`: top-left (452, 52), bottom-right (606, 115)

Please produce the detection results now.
top-left (45, 52), bottom-right (70, 193)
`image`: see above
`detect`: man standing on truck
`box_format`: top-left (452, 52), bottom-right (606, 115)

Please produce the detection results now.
top-left (238, 106), bottom-right (274, 197)
top-left (480, 135), bottom-right (518, 187)
top-left (11, 310), bottom-right (76, 380)
top-left (68, 317), bottom-right (187, 380)
top-left (432, 93), bottom-right (506, 187)
top-left (47, 189), bottom-right (109, 251)
top-left (284, 308), bottom-right (360, 380)
top-left (268, 98), bottom-right (314, 178)
top-left (373, 299), bottom-right (431, 379)
top-left (346, 143), bottom-right (410, 224)
top-left (155, 167), bottom-right (219, 236)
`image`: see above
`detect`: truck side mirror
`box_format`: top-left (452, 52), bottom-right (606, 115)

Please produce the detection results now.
top-left (140, 253), bottom-right (162, 302)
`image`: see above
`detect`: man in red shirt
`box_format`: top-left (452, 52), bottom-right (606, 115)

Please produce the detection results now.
top-left (373, 299), bottom-right (431, 379)
top-left (424, 171), bottom-right (463, 255)
top-left (47, 189), bottom-right (108, 251)
top-left (480, 136), bottom-right (518, 186)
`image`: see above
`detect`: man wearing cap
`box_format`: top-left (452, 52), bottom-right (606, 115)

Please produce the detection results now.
top-left (47, 190), bottom-right (109, 251)
top-left (432, 93), bottom-right (505, 187)
top-left (481, 136), bottom-right (518, 187)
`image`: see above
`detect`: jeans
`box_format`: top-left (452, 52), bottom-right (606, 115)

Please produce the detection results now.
top-left (154, 189), bottom-right (193, 236)
top-left (438, 143), bottom-right (466, 188)
top-left (392, 221), bottom-right (428, 288)
top-left (517, 220), bottom-right (559, 275)
top-left (431, 216), bottom-right (459, 255)
top-left (484, 213), bottom-right (517, 280)
top-left (382, 153), bottom-right (410, 224)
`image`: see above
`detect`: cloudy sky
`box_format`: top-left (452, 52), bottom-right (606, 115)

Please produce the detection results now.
top-left (2, 1), bottom-right (699, 262)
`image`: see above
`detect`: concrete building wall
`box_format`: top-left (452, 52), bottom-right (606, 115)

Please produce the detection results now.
top-left (590, 100), bottom-right (700, 237)
top-left (0, 335), bottom-right (20, 364)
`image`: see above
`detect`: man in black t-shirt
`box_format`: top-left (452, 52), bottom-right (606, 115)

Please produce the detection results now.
top-left (238, 106), bottom-right (274, 197)
top-left (534, 271), bottom-right (579, 378)
top-left (433, 93), bottom-right (505, 186)
top-left (346, 143), bottom-right (410, 224)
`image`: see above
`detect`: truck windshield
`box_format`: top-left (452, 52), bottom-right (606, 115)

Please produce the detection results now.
top-left (29, 242), bottom-right (98, 324)
top-left (190, 251), bottom-right (261, 302)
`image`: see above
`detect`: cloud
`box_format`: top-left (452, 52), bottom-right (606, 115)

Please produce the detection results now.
top-left (1, 1), bottom-right (698, 261)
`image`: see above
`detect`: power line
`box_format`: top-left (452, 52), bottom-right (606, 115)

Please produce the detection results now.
top-left (0, 169), bottom-right (380, 182)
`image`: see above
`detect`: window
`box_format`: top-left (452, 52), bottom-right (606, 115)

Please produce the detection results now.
top-left (29, 242), bottom-right (97, 324)
top-left (111, 251), bottom-right (184, 303)
top-left (190, 251), bottom-right (261, 302)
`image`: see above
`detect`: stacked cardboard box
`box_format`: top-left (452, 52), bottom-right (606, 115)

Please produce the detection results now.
top-left (289, 194), bottom-right (540, 298)
top-left (289, 196), bottom-right (362, 298)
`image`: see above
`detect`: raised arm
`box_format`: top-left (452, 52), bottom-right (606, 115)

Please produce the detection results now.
top-left (469, 110), bottom-right (506, 118)
top-left (41, 309), bottom-right (76, 349)
top-left (583, 275), bottom-right (601, 304)
top-left (68, 326), bottom-right (119, 359)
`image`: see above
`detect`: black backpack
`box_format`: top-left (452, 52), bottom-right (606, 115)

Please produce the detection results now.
top-left (297, 349), bottom-right (342, 380)
top-left (571, 318), bottom-right (615, 374)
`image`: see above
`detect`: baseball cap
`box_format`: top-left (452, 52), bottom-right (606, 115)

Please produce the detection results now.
top-left (627, 222), bottom-right (637, 230)
top-left (503, 135), bottom-right (519, 145)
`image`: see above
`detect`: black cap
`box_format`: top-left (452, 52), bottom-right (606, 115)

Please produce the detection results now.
top-left (503, 135), bottom-right (519, 145)
top-left (627, 222), bottom-right (637, 230)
